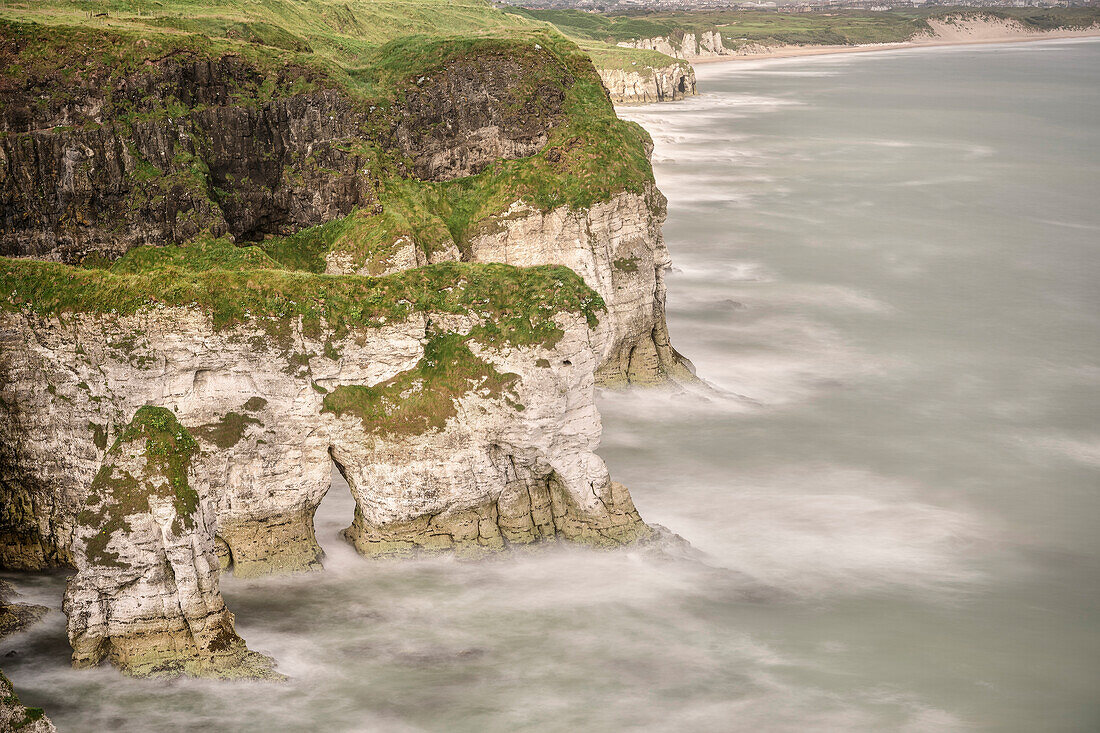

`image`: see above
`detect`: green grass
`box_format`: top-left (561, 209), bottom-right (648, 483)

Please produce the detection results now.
top-left (192, 411), bottom-right (261, 449)
top-left (0, 244), bottom-right (604, 349)
top-left (322, 332), bottom-right (520, 436)
top-left (504, 7), bottom-right (930, 48)
top-left (580, 43), bottom-right (688, 76)
top-left (505, 7), bottom-right (1100, 52)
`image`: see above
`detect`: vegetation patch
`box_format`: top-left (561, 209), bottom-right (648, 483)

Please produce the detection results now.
top-left (242, 397), bottom-right (267, 412)
top-left (322, 333), bottom-right (518, 437)
top-left (88, 421), bottom-right (109, 451)
top-left (192, 412), bottom-right (260, 450)
top-left (1, 255), bottom-right (603, 349)
top-left (78, 406), bottom-right (200, 568)
top-left (613, 256), bottom-right (640, 273)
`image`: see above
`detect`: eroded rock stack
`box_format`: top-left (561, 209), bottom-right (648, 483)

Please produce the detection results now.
top-left (598, 64), bottom-right (697, 105)
top-left (62, 406), bottom-right (278, 678)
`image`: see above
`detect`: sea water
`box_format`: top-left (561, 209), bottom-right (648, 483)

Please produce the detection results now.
top-left (3, 39), bottom-right (1098, 732)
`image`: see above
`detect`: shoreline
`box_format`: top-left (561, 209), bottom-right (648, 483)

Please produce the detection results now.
top-left (690, 28), bottom-right (1100, 64)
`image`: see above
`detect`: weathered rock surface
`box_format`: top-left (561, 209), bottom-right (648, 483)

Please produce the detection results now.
top-left (0, 670), bottom-right (55, 733)
top-left (467, 189), bottom-right (696, 386)
top-left (598, 64), bottom-right (697, 105)
top-left (322, 187), bottom-right (695, 387)
top-left (0, 290), bottom-right (650, 575)
top-left (0, 29), bottom-right (572, 263)
top-left (0, 580), bottom-right (47, 639)
top-left (0, 50), bottom-right (376, 262)
top-left (390, 47), bottom-right (570, 180)
top-left (618, 30), bottom-right (731, 60)
top-left (62, 406), bottom-right (278, 678)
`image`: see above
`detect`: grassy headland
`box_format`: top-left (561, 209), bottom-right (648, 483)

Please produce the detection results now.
top-left (0, 0), bottom-right (637, 360)
top-left (0, 0), bottom-right (655, 269)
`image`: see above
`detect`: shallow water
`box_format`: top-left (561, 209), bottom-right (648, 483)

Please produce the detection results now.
top-left (3, 39), bottom-right (1100, 732)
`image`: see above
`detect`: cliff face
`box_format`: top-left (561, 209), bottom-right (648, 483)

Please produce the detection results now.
top-left (63, 407), bottom-right (277, 678)
top-left (0, 51), bottom-right (377, 262)
top-left (617, 30), bottom-right (731, 60)
top-left (323, 187), bottom-right (695, 387)
top-left (0, 23), bottom-right (688, 385)
top-left (391, 47), bottom-right (571, 180)
top-left (598, 64), bottom-right (697, 105)
top-left (467, 189), bottom-right (694, 386)
top-left (0, 14), bottom-right (689, 680)
top-left (0, 261), bottom-right (648, 575)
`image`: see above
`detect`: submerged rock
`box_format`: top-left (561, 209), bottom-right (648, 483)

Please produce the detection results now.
top-left (0, 581), bottom-right (47, 640)
top-left (0, 669), bottom-right (55, 733)
top-left (62, 407), bottom-right (278, 679)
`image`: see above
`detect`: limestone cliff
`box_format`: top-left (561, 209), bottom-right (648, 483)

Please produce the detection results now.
top-left (466, 189), bottom-right (694, 386)
top-left (63, 406), bottom-right (277, 678)
top-left (617, 30), bottom-right (731, 60)
top-left (0, 21), bottom-right (690, 387)
top-left (598, 64), bottom-right (697, 105)
top-left (0, 259), bottom-right (649, 576)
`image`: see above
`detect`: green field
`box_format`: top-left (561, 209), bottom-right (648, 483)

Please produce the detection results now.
top-left (504, 7), bottom-right (1100, 51)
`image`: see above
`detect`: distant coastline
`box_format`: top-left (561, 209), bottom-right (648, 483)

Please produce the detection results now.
top-left (692, 23), bottom-right (1100, 64)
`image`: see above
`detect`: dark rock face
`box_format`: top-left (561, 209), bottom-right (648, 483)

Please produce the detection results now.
top-left (0, 55), bottom-right (376, 262)
top-left (391, 50), bottom-right (571, 181)
top-left (0, 37), bottom-right (575, 262)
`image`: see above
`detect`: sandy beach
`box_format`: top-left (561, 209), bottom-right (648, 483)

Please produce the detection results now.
top-left (692, 20), bottom-right (1100, 64)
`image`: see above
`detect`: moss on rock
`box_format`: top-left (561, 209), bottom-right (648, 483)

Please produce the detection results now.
top-left (322, 333), bottom-right (519, 437)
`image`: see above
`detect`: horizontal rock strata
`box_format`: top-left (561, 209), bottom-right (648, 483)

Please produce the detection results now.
top-left (598, 64), bottom-right (697, 105)
top-left (0, 261), bottom-right (651, 575)
top-left (63, 407), bottom-right (278, 678)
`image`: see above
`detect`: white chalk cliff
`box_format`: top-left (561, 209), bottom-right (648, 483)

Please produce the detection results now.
top-left (598, 63), bottom-right (697, 105)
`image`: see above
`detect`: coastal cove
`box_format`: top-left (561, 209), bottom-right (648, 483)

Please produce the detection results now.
top-left (0, 29), bottom-right (1097, 733)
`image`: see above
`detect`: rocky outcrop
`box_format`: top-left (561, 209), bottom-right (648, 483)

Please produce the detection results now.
top-left (0, 580), bottom-right (47, 639)
top-left (0, 262), bottom-right (651, 575)
top-left (62, 406), bottom-right (278, 678)
top-left (390, 46), bottom-right (570, 180)
top-left (617, 30), bottom-right (731, 60)
top-left (598, 64), bottom-right (697, 105)
top-left (322, 188), bottom-right (695, 387)
top-left (0, 583), bottom-right (54, 732)
top-left (0, 29), bottom-right (574, 263)
top-left (0, 670), bottom-right (55, 733)
top-left (467, 189), bottom-right (695, 386)
top-left (0, 48), bottom-right (377, 262)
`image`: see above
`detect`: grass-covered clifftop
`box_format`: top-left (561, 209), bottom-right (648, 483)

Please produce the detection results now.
top-left (0, 0), bottom-right (656, 268)
top-left (0, 238), bottom-right (603, 349)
